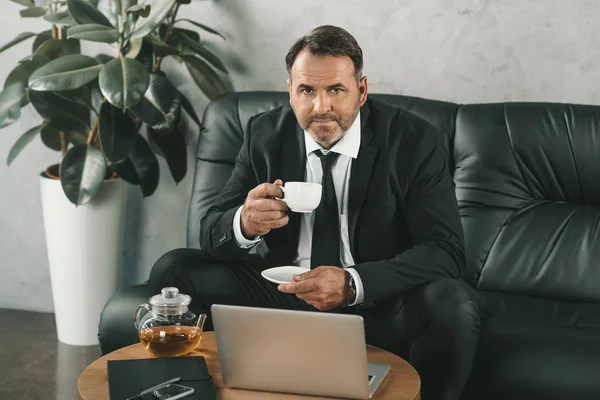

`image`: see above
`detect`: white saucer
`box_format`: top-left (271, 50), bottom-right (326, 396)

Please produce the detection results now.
top-left (290, 208), bottom-right (315, 213)
top-left (261, 266), bottom-right (309, 284)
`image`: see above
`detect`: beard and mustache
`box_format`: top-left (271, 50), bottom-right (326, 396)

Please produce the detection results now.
top-left (300, 105), bottom-right (360, 148)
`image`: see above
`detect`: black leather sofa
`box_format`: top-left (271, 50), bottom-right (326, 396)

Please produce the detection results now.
top-left (98, 91), bottom-right (600, 400)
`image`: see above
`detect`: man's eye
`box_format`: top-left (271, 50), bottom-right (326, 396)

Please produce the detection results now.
top-left (330, 88), bottom-right (342, 94)
top-left (302, 88), bottom-right (313, 94)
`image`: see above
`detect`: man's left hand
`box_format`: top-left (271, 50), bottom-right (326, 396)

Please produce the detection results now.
top-left (278, 266), bottom-right (349, 311)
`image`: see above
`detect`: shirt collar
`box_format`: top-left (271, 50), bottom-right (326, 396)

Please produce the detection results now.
top-left (303, 113), bottom-right (361, 159)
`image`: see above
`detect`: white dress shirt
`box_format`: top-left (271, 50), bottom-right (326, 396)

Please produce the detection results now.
top-left (233, 114), bottom-right (365, 306)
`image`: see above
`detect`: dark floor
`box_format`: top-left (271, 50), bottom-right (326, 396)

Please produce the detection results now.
top-left (0, 309), bottom-right (101, 400)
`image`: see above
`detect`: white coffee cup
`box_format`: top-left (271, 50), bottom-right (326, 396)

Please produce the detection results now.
top-left (280, 182), bottom-right (322, 213)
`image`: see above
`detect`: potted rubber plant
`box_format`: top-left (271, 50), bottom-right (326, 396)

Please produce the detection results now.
top-left (0, 0), bottom-right (228, 345)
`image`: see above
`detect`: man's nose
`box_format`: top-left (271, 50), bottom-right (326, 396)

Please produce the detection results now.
top-left (314, 93), bottom-right (332, 114)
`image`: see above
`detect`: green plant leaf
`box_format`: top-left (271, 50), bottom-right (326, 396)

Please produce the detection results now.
top-left (60, 144), bottom-right (107, 205)
top-left (99, 54), bottom-right (150, 109)
top-left (177, 32), bottom-right (227, 73)
top-left (10, 0), bottom-right (36, 7)
top-left (0, 32), bottom-right (37, 55)
top-left (62, 38), bottom-right (81, 55)
top-left (111, 135), bottom-right (159, 196)
top-left (98, 102), bottom-right (137, 162)
top-left (53, 86), bottom-right (96, 114)
top-left (6, 124), bottom-right (43, 166)
top-left (130, 73), bottom-right (181, 130)
top-left (176, 89), bottom-right (199, 126)
top-left (41, 123), bottom-right (62, 151)
top-left (127, 4), bottom-right (150, 17)
top-left (67, 0), bottom-right (113, 27)
top-left (67, 24), bottom-right (119, 43)
top-left (90, 80), bottom-right (104, 112)
top-left (0, 105), bottom-right (21, 129)
top-left (175, 19), bottom-right (226, 40)
top-left (134, 38), bottom-right (154, 72)
top-left (4, 55), bottom-right (51, 106)
top-left (68, 130), bottom-right (88, 145)
top-left (0, 83), bottom-right (26, 123)
top-left (46, 125), bottom-right (89, 148)
top-left (183, 55), bottom-right (226, 100)
top-left (29, 89), bottom-right (90, 132)
top-left (125, 37), bottom-right (143, 58)
top-left (32, 39), bottom-right (64, 59)
top-left (29, 55), bottom-right (102, 92)
top-left (95, 53), bottom-right (114, 64)
top-left (130, 0), bottom-right (176, 39)
top-left (149, 35), bottom-right (179, 56)
top-left (110, 158), bottom-right (139, 184)
top-left (32, 31), bottom-right (52, 53)
top-left (147, 127), bottom-right (186, 183)
top-left (170, 43), bottom-right (188, 63)
top-left (171, 27), bottom-right (198, 42)
top-left (5, 58), bottom-right (51, 86)
top-left (146, 129), bottom-right (163, 156)
top-left (44, 11), bottom-right (78, 26)
top-left (20, 7), bottom-right (47, 18)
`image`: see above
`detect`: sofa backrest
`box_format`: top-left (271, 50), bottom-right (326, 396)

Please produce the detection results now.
top-left (187, 91), bottom-right (600, 303)
top-left (187, 91), bottom-right (458, 248)
top-left (455, 103), bottom-right (600, 302)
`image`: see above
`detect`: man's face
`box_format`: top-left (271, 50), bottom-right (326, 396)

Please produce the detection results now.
top-left (287, 50), bottom-right (368, 149)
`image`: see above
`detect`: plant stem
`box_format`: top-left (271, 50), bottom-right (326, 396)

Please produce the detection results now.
top-left (87, 116), bottom-right (101, 145)
top-left (59, 131), bottom-right (67, 157)
top-left (169, 1), bottom-right (182, 33)
top-left (51, 2), bottom-right (58, 39)
top-left (153, 56), bottom-right (162, 72)
top-left (116, 16), bottom-right (127, 57)
top-left (154, 0), bottom-right (182, 72)
top-left (57, 25), bottom-right (63, 40)
top-left (135, 118), bottom-right (143, 134)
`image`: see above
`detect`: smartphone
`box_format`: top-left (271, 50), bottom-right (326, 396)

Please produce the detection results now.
top-left (126, 384), bottom-right (194, 400)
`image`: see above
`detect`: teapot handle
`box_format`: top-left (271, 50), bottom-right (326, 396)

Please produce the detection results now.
top-left (134, 303), bottom-right (152, 330)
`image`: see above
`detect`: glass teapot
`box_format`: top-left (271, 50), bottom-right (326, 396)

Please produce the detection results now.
top-left (134, 287), bottom-right (207, 357)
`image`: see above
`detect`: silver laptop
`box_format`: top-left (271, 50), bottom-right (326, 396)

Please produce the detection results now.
top-left (211, 304), bottom-right (390, 399)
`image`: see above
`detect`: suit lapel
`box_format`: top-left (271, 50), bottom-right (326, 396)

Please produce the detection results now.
top-left (348, 102), bottom-right (378, 258)
top-left (281, 124), bottom-right (306, 258)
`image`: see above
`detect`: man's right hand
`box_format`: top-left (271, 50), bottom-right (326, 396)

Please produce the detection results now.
top-left (241, 179), bottom-right (289, 238)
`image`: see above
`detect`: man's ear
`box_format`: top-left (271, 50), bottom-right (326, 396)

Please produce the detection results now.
top-left (359, 76), bottom-right (368, 105)
top-left (287, 78), bottom-right (293, 106)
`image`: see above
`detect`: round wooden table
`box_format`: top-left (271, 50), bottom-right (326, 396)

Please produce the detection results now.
top-left (79, 331), bottom-right (420, 400)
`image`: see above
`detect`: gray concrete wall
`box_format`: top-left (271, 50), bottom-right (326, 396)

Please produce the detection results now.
top-left (1, 0), bottom-right (598, 311)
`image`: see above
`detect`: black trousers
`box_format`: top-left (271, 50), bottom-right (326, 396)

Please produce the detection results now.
top-left (148, 249), bottom-right (481, 400)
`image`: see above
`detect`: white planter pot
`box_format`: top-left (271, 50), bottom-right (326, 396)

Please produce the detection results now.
top-left (40, 173), bottom-right (127, 346)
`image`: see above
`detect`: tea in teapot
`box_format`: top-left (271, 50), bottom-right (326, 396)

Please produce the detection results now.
top-left (134, 287), bottom-right (207, 357)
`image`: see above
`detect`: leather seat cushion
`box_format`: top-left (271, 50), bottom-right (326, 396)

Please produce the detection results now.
top-left (462, 316), bottom-right (600, 400)
top-left (479, 290), bottom-right (600, 329)
top-left (97, 284), bottom-right (150, 355)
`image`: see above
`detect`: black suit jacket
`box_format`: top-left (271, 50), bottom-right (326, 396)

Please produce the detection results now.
top-left (199, 97), bottom-right (465, 309)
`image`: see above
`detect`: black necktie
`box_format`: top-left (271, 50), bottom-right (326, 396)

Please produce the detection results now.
top-left (311, 151), bottom-right (341, 269)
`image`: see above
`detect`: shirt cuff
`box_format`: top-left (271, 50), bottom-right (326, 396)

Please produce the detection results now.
top-left (233, 206), bottom-right (262, 248)
top-left (346, 268), bottom-right (364, 306)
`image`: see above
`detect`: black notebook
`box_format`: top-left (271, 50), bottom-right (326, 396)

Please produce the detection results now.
top-left (107, 356), bottom-right (216, 400)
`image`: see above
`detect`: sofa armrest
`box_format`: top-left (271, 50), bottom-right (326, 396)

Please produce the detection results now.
top-left (97, 284), bottom-right (149, 355)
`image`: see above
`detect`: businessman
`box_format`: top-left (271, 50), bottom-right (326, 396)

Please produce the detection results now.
top-left (149, 25), bottom-right (481, 400)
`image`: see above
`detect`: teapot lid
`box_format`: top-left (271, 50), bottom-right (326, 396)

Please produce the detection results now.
top-left (150, 287), bottom-right (191, 308)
